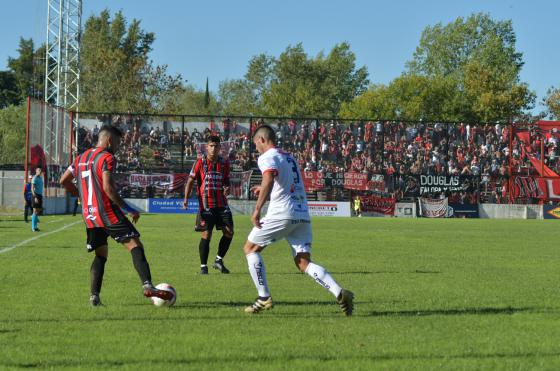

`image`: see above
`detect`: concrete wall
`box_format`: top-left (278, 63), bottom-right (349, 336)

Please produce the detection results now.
top-left (0, 170), bottom-right (25, 211)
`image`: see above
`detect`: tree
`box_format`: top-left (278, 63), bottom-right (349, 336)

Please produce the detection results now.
top-left (0, 104), bottom-right (26, 165)
top-left (544, 87), bottom-right (560, 119)
top-left (404, 13), bottom-right (534, 121)
top-left (218, 79), bottom-right (258, 115)
top-left (0, 71), bottom-right (19, 109)
top-left (5, 38), bottom-right (45, 103)
top-left (175, 84), bottom-right (220, 115)
top-left (263, 43), bottom-right (368, 117)
top-left (80, 10), bottom-right (181, 113)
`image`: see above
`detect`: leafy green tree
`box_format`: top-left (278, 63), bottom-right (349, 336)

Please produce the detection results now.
top-left (0, 104), bottom-right (26, 164)
top-left (5, 38), bottom-right (45, 103)
top-left (218, 79), bottom-right (258, 115)
top-left (175, 84), bottom-right (220, 116)
top-left (405, 13), bottom-right (534, 121)
top-left (263, 42), bottom-right (368, 117)
top-left (0, 71), bottom-right (19, 109)
top-left (544, 87), bottom-right (560, 119)
top-left (80, 10), bottom-right (181, 113)
top-left (220, 43), bottom-right (368, 117)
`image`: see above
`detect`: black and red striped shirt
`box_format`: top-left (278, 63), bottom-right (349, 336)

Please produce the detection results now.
top-left (70, 148), bottom-right (126, 228)
top-left (190, 156), bottom-right (230, 210)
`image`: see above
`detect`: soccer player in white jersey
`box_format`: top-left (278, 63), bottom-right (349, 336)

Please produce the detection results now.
top-left (243, 125), bottom-right (354, 315)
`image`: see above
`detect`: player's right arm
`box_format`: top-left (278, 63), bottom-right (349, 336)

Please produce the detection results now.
top-left (60, 169), bottom-right (79, 197)
top-left (252, 171), bottom-right (275, 229)
top-left (182, 177), bottom-right (195, 209)
top-left (183, 159), bottom-right (200, 209)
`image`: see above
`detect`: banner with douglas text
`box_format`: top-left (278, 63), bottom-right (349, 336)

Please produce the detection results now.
top-left (302, 171), bottom-right (383, 192)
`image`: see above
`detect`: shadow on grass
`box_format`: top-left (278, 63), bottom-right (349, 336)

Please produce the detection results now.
top-left (368, 306), bottom-right (534, 317)
top-left (5, 350), bottom-right (560, 368)
top-left (0, 329), bottom-right (20, 334)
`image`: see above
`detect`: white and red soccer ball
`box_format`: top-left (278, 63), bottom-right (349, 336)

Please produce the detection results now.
top-left (151, 283), bottom-right (177, 307)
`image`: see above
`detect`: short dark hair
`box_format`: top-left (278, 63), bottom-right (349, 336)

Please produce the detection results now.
top-left (253, 124), bottom-right (276, 144)
top-left (207, 135), bottom-right (220, 144)
top-left (99, 125), bottom-right (123, 138)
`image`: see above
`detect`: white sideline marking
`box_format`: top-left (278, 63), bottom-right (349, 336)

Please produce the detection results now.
top-left (47, 218), bottom-right (62, 224)
top-left (0, 220), bottom-right (82, 254)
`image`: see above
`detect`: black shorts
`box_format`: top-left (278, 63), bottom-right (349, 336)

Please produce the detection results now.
top-left (32, 194), bottom-right (43, 209)
top-left (86, 218), bottom-right (140, 252)
top-left (195, 207), bottom-right (234, 232)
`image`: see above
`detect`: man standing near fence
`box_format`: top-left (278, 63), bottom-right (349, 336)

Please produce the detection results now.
top-left (183, 135), bottom-right (234, 274)
top-left (31, 167), bottom-right (43, 232)
top-left (23, 175), bottom-right (33, 223)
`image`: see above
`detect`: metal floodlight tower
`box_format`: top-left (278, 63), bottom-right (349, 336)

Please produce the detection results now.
top-left (45, 0), bottom-right (82, 157)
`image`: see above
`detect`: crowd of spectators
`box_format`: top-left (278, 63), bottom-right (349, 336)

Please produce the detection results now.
top-left (74, 115), bottom-right (560, 203)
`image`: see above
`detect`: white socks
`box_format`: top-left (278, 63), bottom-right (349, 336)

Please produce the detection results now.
top-left (246, 252), bottom-right (270, 298)
top-left (305, 262), bottom-right (342, 298)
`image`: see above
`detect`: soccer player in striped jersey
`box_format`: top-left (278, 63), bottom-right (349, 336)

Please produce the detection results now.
top-left (183, 135), bottom-right (234, 274)
top-left (60, 125), bottom-right (172, 306)
top-left (243, 125), bottom-right (354, 315)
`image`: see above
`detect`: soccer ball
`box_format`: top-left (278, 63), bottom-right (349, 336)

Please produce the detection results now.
top-left (151, 283), bottom-right (177, 307)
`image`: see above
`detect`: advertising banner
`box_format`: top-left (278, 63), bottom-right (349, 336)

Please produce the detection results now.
top-left (148, 198), bottom-right (198, 214)
top-left (394, 202), bottom-right (416, 218)
top-left (308, 201), bottom-right (351, 217)
top-left (543, 205), bottom-right (560, 219)
top-left (360, 195), bottom-right (396, 216)
top-left (447, 203), bottom-right (479, 218)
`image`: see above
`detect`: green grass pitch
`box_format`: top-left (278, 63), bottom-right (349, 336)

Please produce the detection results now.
top-left (1, 214), bottom-right (560, 370)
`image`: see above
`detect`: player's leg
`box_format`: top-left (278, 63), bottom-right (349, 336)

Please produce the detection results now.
top-left (289, 223), bottom-right (354, 316)
top-left (243, 241), bottom-right (272, 313)
top-left (243, 219), bottom-right (291, 313)
top-left (108, 219), bottom-right (173, 301)
top-left (86, 228), bottom-right (109, 307)
top-left (197, 210), bottom-right (216, 274)
top-left (24, 200), bottom-right (30, 222)
top-left (213, 208), bottom-right (234, 273)
top-left (121, 237), bottom-right (174, 301)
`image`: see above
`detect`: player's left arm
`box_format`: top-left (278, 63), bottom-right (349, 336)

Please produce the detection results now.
top-left (223, 160), bottom-right (231, 197)
top-left (60, 169), bottom-right (79, 197)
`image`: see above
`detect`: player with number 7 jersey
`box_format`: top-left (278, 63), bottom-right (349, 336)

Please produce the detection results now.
top-left (60, 125), bottom-right (173, 307)
top-left (71, 147), bottom-right (126, 227)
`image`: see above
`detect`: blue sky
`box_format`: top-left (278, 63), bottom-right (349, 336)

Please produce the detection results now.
top-left (1, 0), bottom-right (557, 113)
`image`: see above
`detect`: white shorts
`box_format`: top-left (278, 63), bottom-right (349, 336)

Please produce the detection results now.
top-left (248, 218), bottom-right (312, 257)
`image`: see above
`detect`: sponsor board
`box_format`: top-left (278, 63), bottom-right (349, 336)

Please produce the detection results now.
top-left (394, 202), bottom-right (416, 218)
top-left (148, 198), bottom-right (199, 214)
top-left (447, 203), bottom-right (479, 218)
top-left (307, 201), bottom-right (351, 217)
top-left (544, 205), bottom-right (560, 219)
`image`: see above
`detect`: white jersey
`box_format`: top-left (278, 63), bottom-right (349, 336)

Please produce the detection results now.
top-left (258, 147), bottom-right (310, 220)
